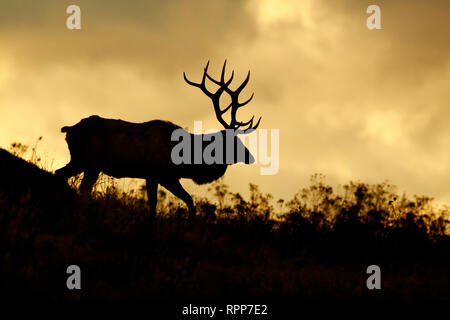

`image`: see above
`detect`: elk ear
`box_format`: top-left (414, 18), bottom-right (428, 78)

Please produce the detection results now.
top-left (61, 126), bottom-right (71, 133)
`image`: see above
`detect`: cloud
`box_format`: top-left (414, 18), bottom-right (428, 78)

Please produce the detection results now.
top-left (1, 0), bottom-right (450, 203)
top-left (0, 0), bottom-right (258, 75)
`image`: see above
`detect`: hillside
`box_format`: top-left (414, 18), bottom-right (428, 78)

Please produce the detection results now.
top-left (0, 148), bottom-right (449, 300)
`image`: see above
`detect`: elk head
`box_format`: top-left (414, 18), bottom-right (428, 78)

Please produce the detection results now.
top-left (183, 61), bottom-right (261, 165)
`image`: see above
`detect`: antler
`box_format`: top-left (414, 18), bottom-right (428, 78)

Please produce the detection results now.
top-left (183, 60), bottom-right (261, 131)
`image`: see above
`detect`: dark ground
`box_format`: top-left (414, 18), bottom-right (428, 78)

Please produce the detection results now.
top-left (0, 148), bottom-right (449, 301)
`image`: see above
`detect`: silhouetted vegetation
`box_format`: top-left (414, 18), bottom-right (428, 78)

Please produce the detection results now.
top-left (0, 146), bottom-right (449, 300)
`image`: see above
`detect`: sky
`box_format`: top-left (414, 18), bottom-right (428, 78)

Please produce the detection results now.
top-left (0, 0), bottom-right (449, 204)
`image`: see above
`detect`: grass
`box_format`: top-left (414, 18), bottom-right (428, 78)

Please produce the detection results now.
top-left (0, 143), bottom-right (449, 300)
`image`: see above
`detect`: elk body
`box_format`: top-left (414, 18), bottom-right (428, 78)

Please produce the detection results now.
top-left (55, 61), bottom-right (261, 217)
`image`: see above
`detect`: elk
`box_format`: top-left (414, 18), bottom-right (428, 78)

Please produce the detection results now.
top-left (55, 61), bottom-right (261, 218)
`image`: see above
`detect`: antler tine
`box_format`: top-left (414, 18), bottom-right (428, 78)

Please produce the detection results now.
top-left (183, 60), bottom-right (209, 86)
top-left (221, 60), bottom-right (227, 83)
top-left (254, 116), bottom-right (261, 127)
top-left (223, 68), bottom-right (260, 131)
top-left (235, 71), bottom-right (251, 94)
top-left (220, 102), bottom-right (233, 115)
top-left (250, 116), bottom-right (261, 130)
top-left (183, 72), bottom-right (197, 86)
top-left (184, 61), bottom-right (261, 131)
top-left (184, 61), bottom-right (215, 98)
top-left (206, 68), bottom-right (234, 87)
top-left (227, 71), bottom-right (255, 129)
top-left (202, 60), bottom-right (210, 84)
top-left (238, 92), bottom-right (254, 107)
top-left (237, 115), bottom-right (255, 129)
top-left (237, 116), bottom-right (261, 132)
top-left (207, 68), bottom-right (249, 97)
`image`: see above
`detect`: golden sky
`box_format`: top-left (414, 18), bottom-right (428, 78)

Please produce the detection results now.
top-left (1, 0), bottom-right (450, 203)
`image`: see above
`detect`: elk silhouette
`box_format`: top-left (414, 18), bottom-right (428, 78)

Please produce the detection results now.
top-left (55, 61), bottom-right (261, 218)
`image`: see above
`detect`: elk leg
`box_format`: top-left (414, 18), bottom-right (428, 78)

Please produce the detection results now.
top-left (79, 171), bottom-right (99, 194)
top-left (145, 179), bottom-right (158, 215)
top-left (160, 179), bottom-right (195, 218)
